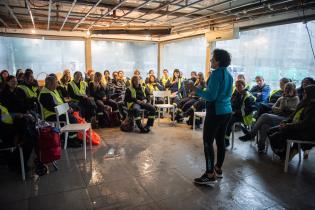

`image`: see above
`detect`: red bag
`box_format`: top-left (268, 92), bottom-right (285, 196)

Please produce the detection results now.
top-left (37, 126), bottom-right (61, 164)
top-left (72, 112), bottom-right (101, 145)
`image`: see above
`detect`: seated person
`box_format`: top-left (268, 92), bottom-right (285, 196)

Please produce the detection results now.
top-left (232, 74), bottom-right (250, 93)
top-left (240, 82), bottom-right (299, 153)
top-left (145, 69), bottom-right (156, 84)
top-left (0, 69), bottom-right (9, 92)
top-left (133, 69), bottom-right (145, 86)
top-left (268, 84), bottom-right (315, 160)
top-left (125, 76), bottom-right (155, 133)
top-left (17, 70), bottom-right (40, 112)
top-left (88, 72), bottom-right (125, 120)
top-left (189, 71), bottom-right (197, 84)
top-left (297, 77), bottom-right (315, 100)
top-left (160, 69), bottom-right (171, 89)
top-left (58, 69), bottom-right (71, 99)
top-left (165, 69), bottom-right (184, 104)
top-left (225, 79), bottom-right (256, 147)
top-left (68, 71), bottom-right (97, 123)
top-left (175, 72), bottom-right (206, 122)
top-left (256, 77), bottom-right (291, 117)
top-left (250, 75), bottom-right (270, 105)
top-left (103, 70), bottom-right (111, 85)
top-left (146, 75), bottom-right (163, 96)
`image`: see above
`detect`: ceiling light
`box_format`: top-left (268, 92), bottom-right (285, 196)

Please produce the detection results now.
top-left (86, 30), bottom-right (91, 36)
top-left (31, 29), bottom-right (36, 34)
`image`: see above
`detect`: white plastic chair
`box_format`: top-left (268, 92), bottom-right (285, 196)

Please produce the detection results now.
top-left (193, 111), bottom-right (206, 131)
top-left (0, 144), bottom-right (25, 180)
top-left (284, 140), bottom-right (315, 172)
top-left (152, 91), bottom-right (175, 125)
top-left (54, 103), bottom-right (92, 160)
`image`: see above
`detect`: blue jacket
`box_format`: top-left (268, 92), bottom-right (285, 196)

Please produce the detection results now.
top-left (196, 67), bottom-right (233, 115)
top-left (250, 84), bottom-right (271, 103)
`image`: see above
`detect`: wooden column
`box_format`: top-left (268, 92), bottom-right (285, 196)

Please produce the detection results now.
top-left (85, 38), bottom-right (92, 72)
top-left (157, 42), bottom-right (163, 78)
top-left (205, 41), bottom-right (216, 79)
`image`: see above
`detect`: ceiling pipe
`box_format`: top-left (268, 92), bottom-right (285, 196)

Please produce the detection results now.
top-left (25, 0), bottom-right (36, 29)
top-left (109, 0), bottom-right (155, 26)
top-left (72, 0), bottom-right (103, 31)
top-left (173, 0), bottom-right (294, 31)
top-left (0, 18), bottom-right (9, 28)
top-left (88, 0), bottom-right (128, 30)
top-left (144, 0), bottom-right (205, 23)
top-left (60, 0), bottom-right (77, 31)
top-left (2, 1), bottom-right (23, 28)
top-left (47, 0), bottom-right (52, 30)
top-left (126, 0), bottom-right (184, 24)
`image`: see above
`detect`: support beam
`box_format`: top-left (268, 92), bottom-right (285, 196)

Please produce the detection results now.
top-left (60, 0), bottom-right (77, 31)
top-left (109, 0), bottom-right (155, 26)
top-left (145, 0), bottom-right (205, 23)
top-left (72, 0), bottom-right (103, 31)
top-left (127, 0), bottom-right (184, 24)
top-left (88, 0), bottom-right (127, 30)
top-left (0, 18), bottom-right (9, 28)
top-left (157, 42), bottom-right (163, 79)
top-left (47, 0), bottom-right (52, 30)
top-left (25, 0), bottom-right (36, 29)
top-left (85, 37), bottom-right (92, 71)
top-left (3, 1), bottom-right (23, 28)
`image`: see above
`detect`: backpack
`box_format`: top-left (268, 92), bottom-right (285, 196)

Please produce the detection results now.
top-left (120, 116), bottom-right (134, 132)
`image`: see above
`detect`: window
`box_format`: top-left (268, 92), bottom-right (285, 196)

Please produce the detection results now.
top-left (162, 36), bottom-right (206, 78)
top-left (0, 36), bottom-right (85, 80)
top-left (91, 40), bottom-right (158, 78)
top-left (216, 22), bottom-right (315, 89)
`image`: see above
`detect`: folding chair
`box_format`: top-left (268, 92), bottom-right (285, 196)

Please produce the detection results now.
top-left (55, 103), bottom-right (92, 160)
top-left (152, 91), bottom-right (175, 125)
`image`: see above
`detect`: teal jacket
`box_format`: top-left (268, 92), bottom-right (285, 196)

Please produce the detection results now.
top-left (196, 67), bottom-right (233, 115)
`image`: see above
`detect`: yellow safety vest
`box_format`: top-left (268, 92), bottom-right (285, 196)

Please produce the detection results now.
top-left (293, 108), bottom-right (304, 123)
top-left (39, 87), bottom-right (64, 119)
top-left (69, 80), bottom-right (87, 102)
top-left (161, 76), bottom-right (171, 87)
top-left (0, 103), bottom-right (13, 124)
top-left (147, 83), bottom-right (159, 94)
top-left (269, 89), bottom-right (281, 101)
top-left (18, 84), bottom-right (38, 98)
top-left (127, 86), bottom-right (146, 110)
top-left (241, 92), bottom-right (256, 126)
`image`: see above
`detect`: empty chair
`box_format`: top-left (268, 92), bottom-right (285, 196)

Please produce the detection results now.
top-left (152, 90), bottom-right (175, 125)
top-left (54, 103), bottom-right (92, 160)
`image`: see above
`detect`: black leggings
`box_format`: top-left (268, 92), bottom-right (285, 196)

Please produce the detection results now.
top-left (203, 105), bottom-right (231, 173)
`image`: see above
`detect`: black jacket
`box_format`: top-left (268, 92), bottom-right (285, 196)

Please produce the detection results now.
top-left (231, 90), bottom-right (256, 117)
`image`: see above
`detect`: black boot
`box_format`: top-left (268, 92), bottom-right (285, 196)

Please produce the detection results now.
top-left (145, 118), bottom-right (155, 131)
top-left (135, 119), bottom-right (149, 133)
top-left (239, 132), bottom-right (255, 142)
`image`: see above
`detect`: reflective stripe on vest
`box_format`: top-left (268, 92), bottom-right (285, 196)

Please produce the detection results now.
top-left (147, 84), bottom-right (159, 94)
top-left (127, 86), bottom-right (146, 110)
top-left (69, 80), bottom-right (87, 101)
top-left (269, 89), bottom-right (281, 102)
top-left (39, 87), bottom-right (64, 119)
top-left (0, 103), bottom-right (13, 124)
top-left (293, 108), bottom-right (304, 123)
top-left (161, 76), bottom-right (171, 86)
top-left (18, 85), bottom-right (38, 98)
top-left (241, 92), bottom-right (255, 126)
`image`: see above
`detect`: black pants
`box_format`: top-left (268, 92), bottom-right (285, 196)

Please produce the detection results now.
top-left (132, 103), bottom-right (155, 126)
top-left (79, 98), bottom-right (97, 122)
top-left (203, 103), bottom-right (231, 173)
top-left (268, 128), bottom-right (315, 159)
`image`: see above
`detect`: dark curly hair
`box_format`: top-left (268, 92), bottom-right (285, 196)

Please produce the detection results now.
top-left (213, 49), bottom-right (231, 68)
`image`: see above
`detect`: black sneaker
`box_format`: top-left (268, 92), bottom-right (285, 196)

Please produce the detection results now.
top-left (214, 167), bottom-right (223, 178)
top-left (194, 173), bottom-right (217, 185)
top-left (239, 133), bottom-right (254, 142)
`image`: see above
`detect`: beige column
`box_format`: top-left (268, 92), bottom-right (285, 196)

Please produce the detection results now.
top-left (85, 38), bottom-right (92, 72)
top-left (205, 41), bottom-right (216, 79)
top-left (157, 42), bottom-right (163, 78)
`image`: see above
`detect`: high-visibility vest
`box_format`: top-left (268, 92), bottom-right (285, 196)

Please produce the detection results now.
top-left (269, 89), bottom-right (282, 102)
top-left (69, 80), bottom-right (87, 102)
top-left (241, 92), bottom-right (256, 126)
top-left (293, 108), bottom-right (304, 123)
top-left (0, 103), bottom-right (13, 124)
top-left (39, 87), bottom-right (64, 119)
top-left (127, 86), bottom-right (146, 110)
top-left (147, 83), bottom-right (159, 94)
top-left (161, 76), bottom-right (171, 87)
top-left (18, 84), bottom-right (38, 98)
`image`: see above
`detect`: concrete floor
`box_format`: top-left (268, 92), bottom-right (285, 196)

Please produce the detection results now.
top-left (1, 120), bottom-right (315, 210)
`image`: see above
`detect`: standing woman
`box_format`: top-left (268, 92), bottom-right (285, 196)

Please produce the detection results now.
top-left (193, 49), bottom-right (233, 185)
